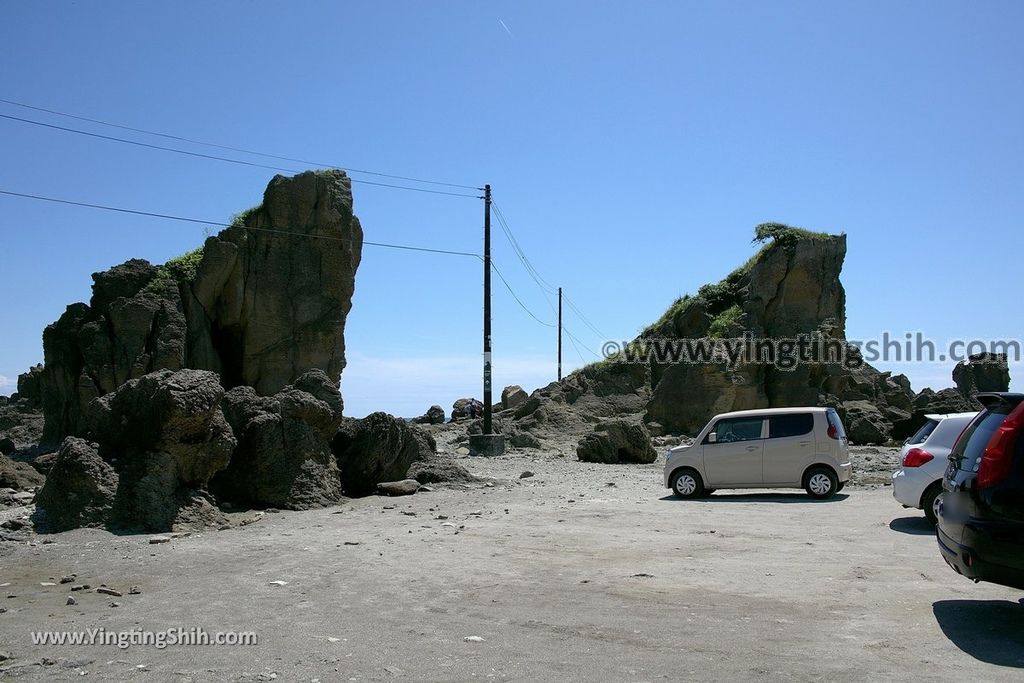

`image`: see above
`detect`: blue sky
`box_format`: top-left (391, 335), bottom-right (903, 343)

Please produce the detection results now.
top-left (1, 1), bottom-right (1021, 417)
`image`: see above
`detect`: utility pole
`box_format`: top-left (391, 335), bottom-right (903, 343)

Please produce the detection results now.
top-left (469, 184), bottom-right (504, 456)
top-left (483, 184), bottom-right (493, 436)
top-left (557, 287), bottom-right (563, 381)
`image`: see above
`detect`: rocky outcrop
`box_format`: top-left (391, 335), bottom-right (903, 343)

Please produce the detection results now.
top-left (644, 226), bottom-right (852, 434)
top-left (501, 385), bottom-right (528, 410)
top-left (953, 353), bottom-right (1010, 399)
top-left (33, 438), bottom-right (117, 531)
top-left (331, 413), bottom-right (436, 496)
top-left (34, 369), bottom-right (236, 532)
top-left (211, 370), bottom-right (344, 510)
top-left (38, 170), bottom-right (363, 448)
top-left (16, 364), bottom-right (44, 409)
top-left (412, 405), bottom-right (446, 425)
top-left (576, 419), bottom-right (657, 464)
top-left (0, 452), bottom-right (45, 491)
top-left (451, 398), bottom-right (479, 421)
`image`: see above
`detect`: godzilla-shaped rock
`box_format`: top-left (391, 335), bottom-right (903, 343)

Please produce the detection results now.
top-left (211, 370), bottom-right (344, 510)
top-left (38, 170), bottom-right (363, 448)
top-left (332, 412), bottom-right (436, 496)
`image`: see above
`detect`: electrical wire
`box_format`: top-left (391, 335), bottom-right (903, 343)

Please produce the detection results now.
top-left (0, 97), bottom-right (481, 190)
top-left (0, 113), bottom-right (481, 199)
top-left (490, 260), bottom-right (557, 328)
top-left (0, 189), bottom-right (480, 258)
top-left (563, 293), bottom-right (608, 339)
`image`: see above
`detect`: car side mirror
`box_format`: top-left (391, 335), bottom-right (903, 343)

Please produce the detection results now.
top-left (707, 432), bottom-right (717, 444)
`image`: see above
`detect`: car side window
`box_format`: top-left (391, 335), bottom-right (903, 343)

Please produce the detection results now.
top-left (709, 417), bottom-right (764, 444)
top-left (768, 414), bottom-right (814, 439)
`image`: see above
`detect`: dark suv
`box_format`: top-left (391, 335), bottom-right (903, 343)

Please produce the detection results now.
top-left (937, 392), bottom-right (1024, 590)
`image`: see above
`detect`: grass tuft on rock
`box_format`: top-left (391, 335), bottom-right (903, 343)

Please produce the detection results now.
top-left (143, 247), bottom-right (205, 293)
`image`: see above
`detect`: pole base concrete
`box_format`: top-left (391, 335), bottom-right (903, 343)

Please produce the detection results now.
top-left (469, 433), bottom-right (506, 457)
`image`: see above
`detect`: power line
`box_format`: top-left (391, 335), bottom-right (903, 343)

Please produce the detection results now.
top-left (563, 327), bottom-right (599, 360)
top-left (563, 293), bottom-right (608, 339)
top-left (490, 260), bottom-right (556, 328)
top-left (0, 189), bottom-right (480, 258)
top-left (0, 97), bottom-right (481, 191)
top-left (0, 113), bottom-right (481, 199)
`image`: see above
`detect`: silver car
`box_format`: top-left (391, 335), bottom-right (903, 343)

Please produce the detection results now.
top-left (664, 407), bottom-right (852, 499)
top-left (891, 412), bottom-right (976, 524)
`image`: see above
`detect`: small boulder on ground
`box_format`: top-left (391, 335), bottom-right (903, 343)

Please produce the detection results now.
top-left (576, 419), bottom-right (657, 464)
top-left (376, 479), bottom-right (421, 496)
top-left (406, 457), bottom-right (477, 485)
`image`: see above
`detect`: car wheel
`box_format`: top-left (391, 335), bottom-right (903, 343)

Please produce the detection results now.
top-left (804, 467), bottom-right (838, 499)
top-left (670, 469), bottom-right (704, 499)
top-left (922, 483), bottom-right (943, 526)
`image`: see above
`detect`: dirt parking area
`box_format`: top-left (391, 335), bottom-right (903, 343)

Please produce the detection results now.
top-left (1, 450), bottom-right (1022, 681)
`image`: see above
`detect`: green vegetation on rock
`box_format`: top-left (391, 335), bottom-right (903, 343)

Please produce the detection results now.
top-left (707, 304), bottom-right (743, 338)
top-left (144, 246), bottom-right (205, 293)
top-left (230, 204), bottom-right (262, 227)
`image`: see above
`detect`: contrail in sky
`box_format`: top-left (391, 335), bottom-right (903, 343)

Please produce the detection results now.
top-left (498, 19), bottom-right (513, 37)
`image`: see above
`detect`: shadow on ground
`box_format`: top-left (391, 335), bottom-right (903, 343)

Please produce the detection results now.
top-left (888, 516), bottom-right (934, 536)
top-left (933, 599), bottom-right (1024, 668)
top-left (658, 492), bottom-right (850, 504)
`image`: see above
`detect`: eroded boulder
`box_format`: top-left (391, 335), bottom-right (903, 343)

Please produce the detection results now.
top-left (0, 453), bottom-right (45, 491)
top-left (33, 438), bottom-right (117, 531)
top-left (501, 385), bottom-right (529, 410)
top-left (211, 370), bottom-right (344, 510)
top-left (412, 405), bottom-right (446, 425)
top-left (332, 413), bottom-right (436, 496)
top-left (577, 419), bottom-right (657, 464)
top-left (33, 369), bottom-right (235, 532)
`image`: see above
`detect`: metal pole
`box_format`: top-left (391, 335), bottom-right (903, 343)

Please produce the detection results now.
top-left (558, 287), bottom-right (563, 381)
top-left (483, 184), bottom-right (493, 435)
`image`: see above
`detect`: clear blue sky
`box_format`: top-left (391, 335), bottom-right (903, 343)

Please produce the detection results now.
top-left (1, 1), bottom-right (1020, 417)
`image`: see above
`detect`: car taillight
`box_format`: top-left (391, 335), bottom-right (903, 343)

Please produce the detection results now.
top-left (977, 403), bottom-right (1024, 488)
top-left (902, 448), bottom-right (934, 468)
top-left (827, 424), bottom-right (838, 440)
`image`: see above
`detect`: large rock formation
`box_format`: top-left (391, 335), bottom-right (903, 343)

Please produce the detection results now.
top-left (514, 224), bottom-right (1007, 445)
top-left (34, 369), bottom-right (236, 531)
top-left (38, 170), bottom-right (363, 448)
top-left (211, 370), bottom-right (344, 510)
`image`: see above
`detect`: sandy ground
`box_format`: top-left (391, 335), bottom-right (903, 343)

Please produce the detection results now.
top-left (1, 445), bottom-right (1022, 681)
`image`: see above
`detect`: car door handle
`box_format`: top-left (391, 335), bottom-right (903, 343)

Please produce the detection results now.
top-left (798, 441), bottom-right (811, 446)
top-left (746, 445), bottom-right (759, 452)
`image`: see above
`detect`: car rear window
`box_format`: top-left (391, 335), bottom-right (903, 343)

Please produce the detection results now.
top-left (951, 408), bottom-right (1011, 473)
top-left (908, 419), bottom-right (938, 445)
top-left (826, 409), bottom-right (847, 439)
top-left (769, 413), bottom-right (814, 439)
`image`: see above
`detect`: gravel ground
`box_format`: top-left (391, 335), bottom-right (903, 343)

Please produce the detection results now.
top-left (0, 444), bottom-right (1021, 681)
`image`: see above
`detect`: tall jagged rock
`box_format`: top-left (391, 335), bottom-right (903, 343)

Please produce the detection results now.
top-left (38, 170), bottom-right (362, 448)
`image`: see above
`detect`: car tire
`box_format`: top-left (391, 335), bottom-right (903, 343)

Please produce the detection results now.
top-left (703, 489), bottom-right (716, 496)
top-left (804, 466), bottom-right (838, 499)
top-left (922, 483), bottom-right (943, 526)
top-left (670, 469), bottom-right (704, 499)
top-left (835, 482), bottom-right (845, 493)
